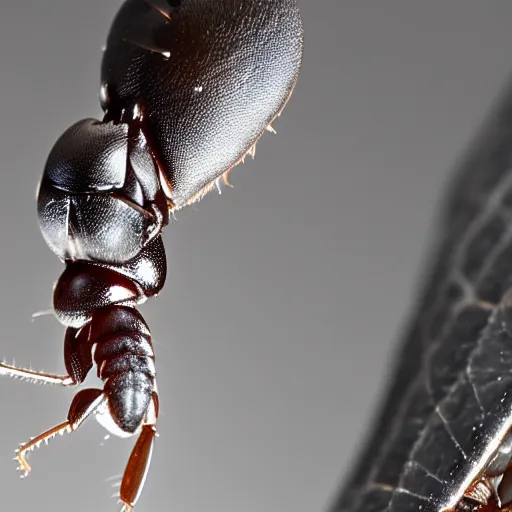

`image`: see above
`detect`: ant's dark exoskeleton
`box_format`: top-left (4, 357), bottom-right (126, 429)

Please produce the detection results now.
top-left (0, 0), bottom-right (303, 510)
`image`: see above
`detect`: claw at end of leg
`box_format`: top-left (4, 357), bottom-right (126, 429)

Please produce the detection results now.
top-left (14, 448), bottom-right (31, 478)
top-left (11, 420), bottom-right (72, 480)
top-left (120, 503), bottom-right (133, 512)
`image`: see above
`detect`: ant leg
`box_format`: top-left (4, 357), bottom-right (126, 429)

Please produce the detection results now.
top-left (15, 388), bottom-right (105, 476)
top-left (119, 393), bottom-right (159, 512)
top-left (0, 361), bottom-right (74, 386)
top-left (0, 326), bottom-right (94, 386)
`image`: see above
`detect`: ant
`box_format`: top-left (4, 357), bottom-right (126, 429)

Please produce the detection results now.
top-left (0, 0), bottom-right (303, 510)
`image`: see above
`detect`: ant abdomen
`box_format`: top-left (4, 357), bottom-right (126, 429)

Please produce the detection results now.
top-left (50, 255), bottom-right (161, 443)
top-left (93, 306), bottom-right (156, 435)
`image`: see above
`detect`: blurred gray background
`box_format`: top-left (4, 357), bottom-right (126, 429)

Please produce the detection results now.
top-left (0, 1), bottom-right (511, 511)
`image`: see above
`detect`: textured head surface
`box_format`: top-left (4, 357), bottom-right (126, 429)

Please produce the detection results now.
top-left (101, 0), bottom-right (303, 208)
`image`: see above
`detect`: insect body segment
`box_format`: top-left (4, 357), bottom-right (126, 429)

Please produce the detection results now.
top-left (0, 0), bottom-right (303, 510)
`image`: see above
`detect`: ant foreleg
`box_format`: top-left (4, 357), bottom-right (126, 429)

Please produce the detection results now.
top-left (119, 394), bottom-right (159, 512)
top-left (15, 388), bottom-right (105, 476)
